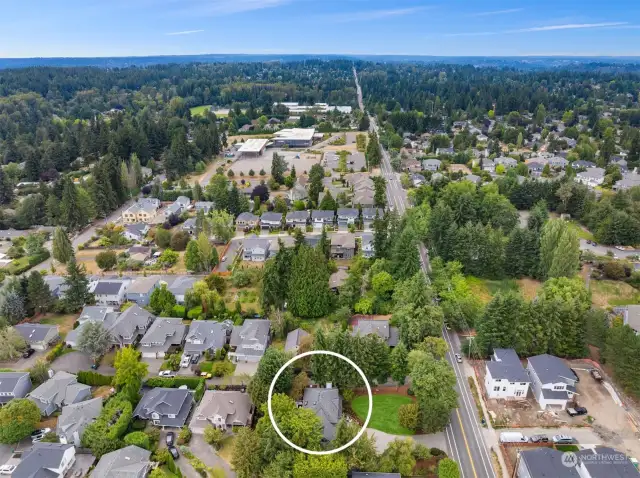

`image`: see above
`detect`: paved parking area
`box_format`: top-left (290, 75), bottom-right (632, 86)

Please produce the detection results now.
top-left (70, 453), bottom-right (96, 477)
top-left (50, 351), bottom-right (93, 374)
top-left (233, 362), bottom-right (259, 377)
top-left (143, 358), bottom-right (165, 376)
top-left (0, 350), bottom-right (46, 371)
top-left (230, 149), bottom-right (321, 176)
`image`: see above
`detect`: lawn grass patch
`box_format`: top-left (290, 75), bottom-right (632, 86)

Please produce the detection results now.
top-left (590, 279), bottom-right (640, 308)
top-left (217, 435), bottom-right (235, 464)
top-left (555, 444), bottom-right (580, 452)
top-left (566, 220), bottom-right (595, 242)
top-left (351, 394), bottom-right (415, 435)
top-left (40, 314), bottom-right (77, 339)
top-left (190, 105), bottom-right (212, 117)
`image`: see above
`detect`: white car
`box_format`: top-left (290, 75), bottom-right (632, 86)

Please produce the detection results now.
top-left (221, 256), bottom-right (227, 262)
top-left (0, 465), bottom-right (16, 475)
top-left (31, 427), bottom-right (52, 443)
top-left (454, 353), bottom-right (463, 363)
top-left (158, 370), bottom-right (175, 377)
top-left (180, 355), bottom-right (191, 368)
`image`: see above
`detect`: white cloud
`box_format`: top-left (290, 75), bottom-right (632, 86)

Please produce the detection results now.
top-left (327, 6), bottom-right (429, 23)
top-left (468, 8), bottom-right (523, 17)
top-left (508, 22), bottom-right (628, 33)
top-left (165, 29), bottom-right (205, 36)
top-left (174, 0), bottom-right (293, 16)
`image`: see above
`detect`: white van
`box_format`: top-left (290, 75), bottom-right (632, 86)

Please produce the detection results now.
top-left (499, 432), bottom-right (529, 443)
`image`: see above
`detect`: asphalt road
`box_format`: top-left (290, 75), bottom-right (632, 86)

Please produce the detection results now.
top-left (354, 67), bottom-right (496, 478)
top-left (579, 239), bottom-right (639, 259)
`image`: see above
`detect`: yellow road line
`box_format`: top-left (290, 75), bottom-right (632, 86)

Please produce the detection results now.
top-left (456, 408), bottom-right (479, 478)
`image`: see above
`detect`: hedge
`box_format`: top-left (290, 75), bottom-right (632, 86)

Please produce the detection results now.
top-left (3, 251), bottom-right (50, 275)
top-left (194, 380), bottom-right (206, 402)
top-left (187, 306), bottom-right (202, 320)
top-left (171, 305), bottom-right (186, 318)
top-left (77, 371), bottom-right (113, 386)
top-left (145, 377), bottom-right (202, 389)
top-left (82, 394), bottom-right (133, 453)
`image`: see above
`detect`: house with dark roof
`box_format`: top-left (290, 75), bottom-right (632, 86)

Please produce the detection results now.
top-left (527, 354), bottom-right (577, 409)
top-left (352, 319), bottom-right (399, 347)
top-left (362, 208), bottom-right (384, 230)
top-left (301, 385), bottom-right (342, 441)
top-left (43, 275), bottom-right (68, 299)
top-left (337, 208), bottom-right (359, 229)
top-left (133, 388), bottom-right (194, 428)
top-left (181, 217), bottom-right (197, 235)
top-left (12, 443), bottom-right (76, 478)
top-left (330, 233), bottom-right (356, 259)
top-left (139, 318), bottom-right (187, 358)
top-left (126, 276), bottom-right (163, 306)
top-left (236, 212), bottom-right (259, 231)
top-left (463, 174), bottom-right (482, 185)
top-left (91, 445), bottom-right (152, 478)
top-left (28, 371), bottom-right (91, 416)
top-left (517, 448), bottom-right (579, 478)
top-left (260, 212), bottom-right (283, 230)
top-left (107, 304), bottom-right (155, 347)
top-left (242, 235), bottom-right (271, 262)
top-left (573, 160), bottom-right (597, 170)
top-left (123, 223), bottom-right (150, 242)
top-left (574, 447), bottom-right (640, 478)
top-left (190, 390), bottom-right (254, 433)
top-left (285, 210), bottom-right (309, 229)
top-left (14, 324), bottom-right (59, 350)
top-left (128, 245), bottom-right (152, 262)
top-left (90, 279), bottom-right (131, 307)
top-left (0, 371), bottom-right (31, 404)
top-left (311, 210), bottom-right (335, 229)
top-left (484, 349), bottom-right (530, 399)
top-left (329, 269), bottom-right (349, 291)
top-left (184, 320), bottom-right (231, 356)
top-left (284, 328), bottom-right (309, 354)
top-left (57, 397), bottom-right (102, 446)
top-left (228, 319), bottom-right (270, 363)
top-left (361, 232), bottom-right (375, 259)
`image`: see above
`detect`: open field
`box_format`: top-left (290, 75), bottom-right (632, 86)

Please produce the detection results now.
top-left (189, 105), bottom-right (212, 116)
top-left (590, 279), bottom-right (640, 308)
top-left (466, 276), bottom-right (542, 304)
top-left (351, 394), bottom-right (415, 435)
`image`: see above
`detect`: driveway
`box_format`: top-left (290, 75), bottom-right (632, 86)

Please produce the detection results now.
top-left (367, 429), bottom-right (449, 454)
top-left (69, 453), bottom-right (96, 477)
top-left (0, 350), bottom-right (46, 371)
top-left (217, 240), bottom-right (242, 272)
top-left (233, 362), bottom-right (258, 377)
top-left (50, 351), bottom-right (93, 374)
top-left (143, 358), bottom-right (165, 376)
top-left (188, 434), bottom-right (236, 478)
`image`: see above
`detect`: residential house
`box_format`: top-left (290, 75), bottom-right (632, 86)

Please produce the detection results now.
top-left (352, 190), bottom-right (375, 208)
top-left (549, 156), bottom-right (569, 169)
top-left (410, 173), bottom-right (426, 187)
top-left (575, 168), bottom-right (606, 188)
top-left (495, 157), bottom-right (518, 169)
top-left (527, 354), bottom-right (577, 409)
top-left (260, 212), bottom-right (283, 230)
top-left (352, 319), bottom-right (399, 347)
top-left (139, 318), bottom-right (187, 359)
top-left (28, 371), bottom-right (91, 416)
top-left (0, 372), bottom-right (31, 404)
top-left (122, 201), bottom-right (159, 224)
top-left (123, 223), bottom-right (150, 242)
top-left (13, 443), bottom-right (76, 478)
top-left (329, 269), bottom-right (349, 291)
top-left (611, 157), bottom-right (629, 172)
top-left (242, 235), bottom-right (271, 262)
top-left (311, 210), bottom-right (335, 229)
top-left (228, 319), bottom-right (270, 363)
top-left (167, 276), bottom-right (198, 304)
top-left (361, 233), bottom-right (375, 259)
top-left (184, 320), bottom-right (231, 356)
top-left (301, 385), bottom-right (342, 441)
top-left (284, 328), bottom-right (310, 354)
top-left (44, 275), bottom-right (68, 299)
top-left (517, 448), bottom-right (579, 478)
top-left (613, 305), bottom-right (640, 334)
top-left (190, 391), bottom-right (254, 433)
top-left (288, 182), bottom-right (308, 202)
top-left (285, 210), bottom-right (309, 229)
top-left (482, 159), bottom-right (496, 173)
top-left (176, 196), bottom-right (191, 210)
top-left (422, 159), bottom-right (442, 172)
top-left (107, 304), bottom-right (155, 347)
top-left (613, 173), bottom-right (640, 191)
top-left (66, 306), bottom-right (116, 347)
top-left (236, 212), bottom-right (260, 231)
top-left (269, 236), bottom-right (295, 256)
top-left (484, 349), bottom-right (530, 400)
top-left (126, 276), bottom-right (163, 306)
top-left (91, 446), bottom-right (152, 478)
top-left (574, 447), bottom-right (640, 478)
top-left (164, 196), bottom-right (191, 218)
top-left (133, 388), bottom-right (194, 427)
top-left (362, 208), bottom-right (384, 230)
top-left (182, 218), bottom-right (197, 235)
top-left (463, 174), bottom-right (482, 185)
top-left (330, 233), bottom-right (356, 259)
top-left (90, 279), bottom-right (131, 307)
top-left (337, 208), bottom-right (359, 229)
top-left (436, 147), bottom-right (454, 155)
top-left (128, 245), bottom-right (152, 262)
top-left (57, 397), bottom-right (103, 446)
top-left (528, 162), bottom-right (545, 176)
top-left (403, 159), bottom-right (422, 173)
top-left (573, 160), bottom-right (597, 170)
top-left (14, 324), bottom-right (59, 351)
top-left (139, 197), bottom-right (161, 210)
top-left (194, 201), bottom-right (214, 214)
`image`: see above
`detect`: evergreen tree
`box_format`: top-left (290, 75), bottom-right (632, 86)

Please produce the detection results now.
top-left (131, 153), bottom-right (143, 186)
top-left (185, 240), bottom-right (202, 272)
top-left (390, 341), bottom-right (409, 385)
top-left (317, 227), bottom-right (330, 259)
top-left (27, 271), bottom-right (52, 315)
top-left (60, 176), bottom-right (85, 231)
top-left (63, 255), bottom-right (91, 312)
top-left (288, 245), bottom-right (331, 318)
top-left (261, 245), bottom-right (291, 310)
top-left (52, 227), bottom-right (73, 264)
top-left (271, 153), bottom-right (287, 184)
top-left (193, 182), bottom-right (203, 202)
top-left (0, 167), bottom-right (13, 205)
top-left (318, 191), bottom-right (337, 211)
top-left (372, 213), bottom-right (389, 260)
top-left (390, 225), bottom-right (420, 281)
top-left (308, 164), bottom-right (324, 205)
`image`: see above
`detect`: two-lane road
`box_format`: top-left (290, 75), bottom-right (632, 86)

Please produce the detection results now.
top-left (354, 66), bottom-right (497, 478)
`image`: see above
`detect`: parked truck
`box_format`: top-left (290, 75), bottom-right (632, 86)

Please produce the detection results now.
top-left (590, 368), bottom-right (603, 382)
top-left (499, 432), bottom-right (529, 443)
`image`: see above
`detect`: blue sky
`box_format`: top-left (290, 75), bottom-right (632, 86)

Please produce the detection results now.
top-left (2, 0), bottom-right (640, 57)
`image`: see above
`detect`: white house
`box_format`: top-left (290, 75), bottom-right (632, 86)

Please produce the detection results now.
top-left (12, 443), bottom-right (76, 478)
top-left (575, 168), bottom-right (605, 188)
top-left (228, 319), bottom-right (270, 363)
top-left (484, 349), bottom-right (530, 400)
top-left (526, 354), bottom-right (577, 410)
top-left (90, 279), bottom-right (131, 307)
top-left (361, 233), bottom-right (375, 259)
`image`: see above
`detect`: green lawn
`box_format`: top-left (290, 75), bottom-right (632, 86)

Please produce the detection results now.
top-left (351, 394), bottom-right (415, 435)
top-left (566, 220), bottom-right (595, 242)
top-left (190, 105), bottom-right (212, 116)
top-left (555, 444), bottom-right (580, 452)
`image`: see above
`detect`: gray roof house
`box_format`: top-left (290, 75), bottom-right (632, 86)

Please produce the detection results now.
top-left (284, 328), bottom-right (310, 353)
top-left (14, 324), bottom-right (59, 351)
top-left (139, 318), bottom-right (187, 359)
top-left (484, 348), bottom-right (530, 399)
top-left (91, 279), bottom-right (130, 307)
top-left (260, 212), bottom-right (283, 230)
top-left (337, 208), bottom-right (359, 228)
top-left (330, 233), bottom-right (356, 260)
top-left (107, 304), bottom-right (155, 347)
top-left (481, 159), bottom-right (496, 172)
top-left (57, 397), bottom-right (103, 446)
top-left (124, 223), bottom-right (150, 242)
top-left (0, 371), bottom-right (31, 404)
top-left (329, 269), bottom-right (349, 290)
top-left (242, 235), bottom-right (271, 262)
top-left (614, 305), bottom-right (640, 334)
top-left (517, 448), bottom-right (579, 478)
top-left (361, 232), bottom-right (375, 258)
top-left (43, 275), bottom-right (68, 299)
top-left (184, 321), bottom-right (231, 355)
top-left (228, 319), bottom-right (270, 363)
top-left (352, 319), bottom-right (399, 347)
top-left (190, 391), bottom-right (254, 433)
top-left (167, 276), bottom-right (198, 304)
top-left (66, 307), bottom-right (118, 348)
top-left (614, 173), bottom-right (640, 191)
top-left (126, 276), bottom-right (163, 306)
top-left (574, 447), bottom-right (640, 478)
top-left (527, 354), bottom-right (577, 410)
top-left (285, 210), bottom-right (309, 229)
top-left (195, 201), bottom-right (214, 214)
top-left (573, 160), bottom-right (597, 169)
top-left (302, 385), bottom-right (342, 441)
top-left (236, 212), bottom-right (260, 231)
top-left (422, 159), bottom-right (442, 171)
top-left (133, 388), bottom-right (195, 428)
top-left (182, 217), bottom-right (197, 235)
top-left (13, 443), bottom-right (76, 478)
top-left (549, 156), bottom-right (569, 169)
top-left (495, 156), bottom-right (518, 168)
top-left (91, 446), bottom-right (152, 478)
top-left (311, 210), bottom-right (335, 229)
top-left (464, 174), bottom-right (482, 185)
top-left (28, 371), bottom-right (91, 416)
top-left (288, 183), bottom-right (308, 202)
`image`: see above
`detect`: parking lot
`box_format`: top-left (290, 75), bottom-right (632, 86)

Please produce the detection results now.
top-left (229, 149), bottom-right (321, 176)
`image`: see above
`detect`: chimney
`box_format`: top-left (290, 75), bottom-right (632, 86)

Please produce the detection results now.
top-left (326, 382), bottom-right (332, 389)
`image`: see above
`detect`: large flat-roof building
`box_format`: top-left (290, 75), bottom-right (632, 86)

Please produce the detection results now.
top-left (237, 138), bottom-right (269, 157)
top-left (273, 128), bottom-right (315, 148)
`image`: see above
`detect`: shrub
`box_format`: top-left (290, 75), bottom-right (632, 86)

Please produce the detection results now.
top-left (170, 231), bottom-right (190, 251)
top-left (603, 260), bottom-right (627, 280)
top-left (211, 361), bottom-right (234, 377)
top-left (194, 379), bottom-right (206, 402)
top-left (172, 305), bottom-right (186, 318)
top-left (96, 251), bottom-right (118, 271)
top-left (398, 403), bottom-right (420, 431)
top-left (204, 426), bottom-right (224, 449)
top-left (46, 343), bottom-right (65, 362)
top-left (124, 431), bottom-right (151, 450)
top-left (430, 447), bottom-right (446, 457)
top-left (77, 371), bottom-right (113, 386)
top-left (178, 426), bottom-right (192, 445)
top-left (187, 306), bottom-right (203, 319)
top-left (412, 443), bottom-right (431, 460)
top-left (145, 377), bottom-right (202, 389)
top-left (341, 389), bottom-right (355, 402)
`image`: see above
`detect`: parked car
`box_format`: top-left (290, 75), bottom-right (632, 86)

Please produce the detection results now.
top-left (454, 353), bottom-right (463, 364)
top-left (191, 354), bottom-right (200, 364)
top-left (552, 435), bottom-right (576, 444)
top-left (567, 407), bottom-right (588, 417)
top-left (0, 465), bottom-right (16, 475)
top-left (529, 434), bottom-right (549, 443)
top-left (590, 369), bottom-right (603, 382)
top-left (158, 370), bottom-right (176, 378)
top-left (499, 432), bottom-right (529, 443)
top-left (168, 447), bottom-right (179, 460)
top-left (180, 355), bottom-right (191, 368)
top-left (31, 428), bottom-right (52, 443)
top-left (22, 348), bottom-right (35, 359)
top-left (166, 432), bottom-right (175, 447)
top-left (199, 372), bottom-right (212, 379)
